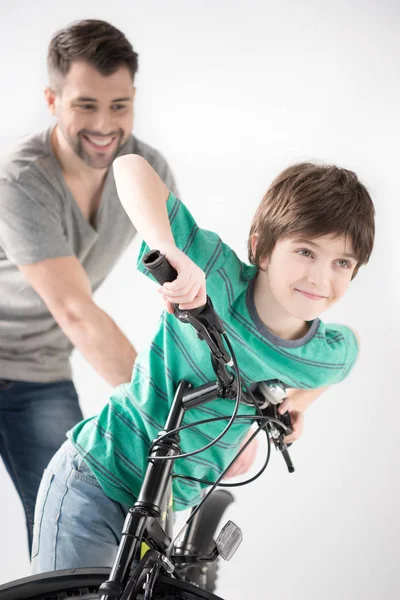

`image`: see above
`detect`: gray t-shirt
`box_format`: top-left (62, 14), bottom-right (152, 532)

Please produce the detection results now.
top-left (0, 128), bottom-right (178, 383)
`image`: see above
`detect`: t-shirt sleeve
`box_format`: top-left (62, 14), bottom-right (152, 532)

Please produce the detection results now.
top-left (332, 324), bottom-right (359, 383)
top-left (0, 180), bottom-right (72, 265)
top-left (155, 158), bottom-right (180, 198)
top-left (137, 191), bottom-right (233, 278)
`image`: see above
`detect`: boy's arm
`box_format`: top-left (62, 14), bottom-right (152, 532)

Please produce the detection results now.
top-left (224, 384), bottom-right (330, 478)
top-left (285, 385), bottom-right (330, 413)
top-left (282, 328), bottom-right (360, 441)
top-left (113, 154), bottom-right (174, 252)
top-left (113, 154), bottom-right (206, 311)
top-left (276, 386), bottom-right (328, 445)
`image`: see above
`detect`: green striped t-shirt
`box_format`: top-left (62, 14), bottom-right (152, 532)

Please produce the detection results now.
top-left (70, 192), bottom-right (358, 510)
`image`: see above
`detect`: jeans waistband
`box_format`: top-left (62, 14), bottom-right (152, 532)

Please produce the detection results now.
top-left (62, 437), bottom-right (80, 459)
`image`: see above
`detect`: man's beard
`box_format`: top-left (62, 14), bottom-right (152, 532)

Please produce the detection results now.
top-left (71, 129), bottom-right (125, 169)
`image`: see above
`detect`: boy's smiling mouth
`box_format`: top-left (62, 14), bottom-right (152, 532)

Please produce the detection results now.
top-left (294, 288), bottom-right (328, 300)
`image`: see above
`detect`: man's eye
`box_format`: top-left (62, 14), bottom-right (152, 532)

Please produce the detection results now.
top-left (78, 104), bottom-right (95, 110)
top-left (112, 104), bottom-right (127, 111)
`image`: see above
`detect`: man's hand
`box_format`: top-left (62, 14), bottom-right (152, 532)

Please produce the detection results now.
top-left (18, 256), bottom-right (137, 386)
top-left (158, 246), bottom-right (206, 313)
top-left (224, 429), bottom-right (259, 479)
top-left (278, 397), bottom-right (305, 444)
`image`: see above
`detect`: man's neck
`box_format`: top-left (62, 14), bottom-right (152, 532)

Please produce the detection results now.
top-left (51, 125), bottom-right (107, 186)
top-left (253, 273), bottom-right (310, 341)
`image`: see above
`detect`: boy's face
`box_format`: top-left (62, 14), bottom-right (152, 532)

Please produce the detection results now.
top-left (258, 233), bottom-right (357, 321)
top-left (45, 61), bottom-right (135, 169)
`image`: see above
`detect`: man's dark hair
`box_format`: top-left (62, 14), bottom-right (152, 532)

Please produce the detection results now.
top-left (48, 19), bottom-right (139, 87)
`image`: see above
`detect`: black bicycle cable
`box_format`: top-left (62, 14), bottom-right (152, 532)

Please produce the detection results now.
top-left (148, 413), bottom-right (289, 462)
top-left (172, 384), bottom-right (276, 488)
top-left (147, 334), bottom-right (292, 464)
top-left (165, 419), bottom-right (274, 557)
top-left (148, 333), bottom-right (242, 461)
top-left (165, 384), bottom-right (286, 555)
top-left (173, 420), bottom-right (272, 488)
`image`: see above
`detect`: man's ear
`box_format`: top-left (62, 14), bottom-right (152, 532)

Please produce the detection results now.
top-left (44, 87), bottom-right (58, 116)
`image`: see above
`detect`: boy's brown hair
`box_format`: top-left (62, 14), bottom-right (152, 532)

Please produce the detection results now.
top-left (47, 19), bottom-right (139, 88)
top-left (248, 162), bottom-right (375, 278)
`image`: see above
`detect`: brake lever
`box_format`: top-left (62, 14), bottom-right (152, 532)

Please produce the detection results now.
top-left (263, 403), bottom-right (295, 473)
top-left (177, 297), bottom-right (232, 365)
top-left (263, 404), bottom-right (294, 473)
top-left (251, 380), bottom-right (295, 474)
top-left (142, 250), bottom-right (232, 366)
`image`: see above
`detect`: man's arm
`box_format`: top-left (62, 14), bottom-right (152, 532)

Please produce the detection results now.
top-left (19, 255), bottom-right (136, 386)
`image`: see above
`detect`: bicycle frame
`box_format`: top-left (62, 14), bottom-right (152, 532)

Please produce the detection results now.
top-left (99, 379), bottom-right (227, 599)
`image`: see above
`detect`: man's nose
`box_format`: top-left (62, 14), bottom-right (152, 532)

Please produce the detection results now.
top-left (90, 111), bottom-right (113, 134)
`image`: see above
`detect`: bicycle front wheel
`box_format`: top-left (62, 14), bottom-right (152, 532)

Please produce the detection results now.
top-left (0, 569), bottom-right (225, 600)
top-left (150, 574), bottom-right (225, 599)
top-left (0, 568), bottom-right (108, 600)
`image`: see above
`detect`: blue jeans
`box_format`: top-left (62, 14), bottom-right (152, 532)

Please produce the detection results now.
top-left (0, 379), bottom-right (83, 555)
top-left (31, 439), bottom-right (130, 573)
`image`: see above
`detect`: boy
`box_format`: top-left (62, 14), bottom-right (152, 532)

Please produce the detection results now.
top-left (31, 156), bottom-right (375, 572)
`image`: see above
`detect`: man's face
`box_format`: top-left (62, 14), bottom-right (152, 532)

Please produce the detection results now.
top-left (47, 61), bottom-right (135, 169)
top-left (258, 233), bottom-right (357, 322)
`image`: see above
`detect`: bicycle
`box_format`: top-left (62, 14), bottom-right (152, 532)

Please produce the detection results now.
top-left (0, 250), bottom-right (294, 600)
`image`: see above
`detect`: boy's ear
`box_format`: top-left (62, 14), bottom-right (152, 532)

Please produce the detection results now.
top-left (250, 234), bottom-right (258, 260)
top-left (251, 234), bottom-right (268, 270)
top-left (258, 255), bottom-right (268, 270)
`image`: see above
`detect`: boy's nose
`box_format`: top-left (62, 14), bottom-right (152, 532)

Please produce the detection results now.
top-left (306, 262), bottom-right (331, 289)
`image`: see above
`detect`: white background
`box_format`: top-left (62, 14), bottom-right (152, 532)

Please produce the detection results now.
top-left (1, 1), bottom-right (399, 598)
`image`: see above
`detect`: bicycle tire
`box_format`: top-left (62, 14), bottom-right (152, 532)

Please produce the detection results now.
top-left (0, 569), bottom-right (224, 600)
top-left (0, 568), bottom-right (109, 600)
top-left (153, 575), bottom-right (224, 599)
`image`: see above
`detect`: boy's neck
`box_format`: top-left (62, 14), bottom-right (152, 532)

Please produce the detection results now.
top-left (253, 272), bottom-right (310, 341)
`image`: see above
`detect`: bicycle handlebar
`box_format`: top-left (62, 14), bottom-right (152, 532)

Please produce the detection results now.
top-left (143, 250), bottom-right (233, 373)
top-left (143, 249), bottom-right (294, 473)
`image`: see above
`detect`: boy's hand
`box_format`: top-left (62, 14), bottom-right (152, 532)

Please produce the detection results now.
top-left (278, 398), bottom-right (304, 444)
top-left (224, 429), bottom-right (258, 478)
top-left (158, 246), bottom-right (206, 314)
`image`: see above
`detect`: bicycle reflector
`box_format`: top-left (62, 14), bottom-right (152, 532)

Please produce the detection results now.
top-left (216, 520), bottom-right (243, 561)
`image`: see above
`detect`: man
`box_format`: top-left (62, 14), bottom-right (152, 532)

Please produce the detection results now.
top-left (0, 19), bottom-right (178, 553)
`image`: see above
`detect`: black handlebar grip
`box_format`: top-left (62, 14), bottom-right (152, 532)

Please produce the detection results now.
top-left (142, 250), bottom-right (178, 286)
top-left (142, 249), bottom-right (207, 318)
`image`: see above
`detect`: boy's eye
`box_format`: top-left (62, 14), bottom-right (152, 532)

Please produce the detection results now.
top-left (297, 248), bottom-right (313, 258)
top-left (111, 104), bottom-right (127, 111)
top-left (336, 259), bottom-right (352, 269)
